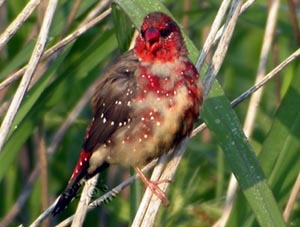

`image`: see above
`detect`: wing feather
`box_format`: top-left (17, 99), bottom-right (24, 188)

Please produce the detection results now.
top-left (83, 50), bottom-right (139, 151)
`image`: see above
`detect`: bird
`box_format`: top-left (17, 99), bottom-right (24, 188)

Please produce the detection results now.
top-left (52, 11), bottom-right (203, 216)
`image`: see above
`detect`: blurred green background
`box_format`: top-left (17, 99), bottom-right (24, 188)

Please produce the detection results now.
top-left (0, 0), bottom-right (299, 226)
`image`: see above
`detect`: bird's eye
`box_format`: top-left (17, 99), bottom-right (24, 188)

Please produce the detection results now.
top-left (141, 29), bottom-right (146, 38)
top-left (160, 28), bottom-right (171, 38)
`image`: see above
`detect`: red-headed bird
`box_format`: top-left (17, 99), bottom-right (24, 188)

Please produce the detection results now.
top-left (52, 12), bottom-right (203, 216)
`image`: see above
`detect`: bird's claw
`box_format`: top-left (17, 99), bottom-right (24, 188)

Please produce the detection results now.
top-left (146, 179), bottom-right (171, 206)
top-left (135, 167), bottom-right (171, 206)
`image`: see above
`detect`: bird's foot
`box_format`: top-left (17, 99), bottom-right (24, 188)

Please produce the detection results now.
top-left (135, 167), bottom-right (171, 206)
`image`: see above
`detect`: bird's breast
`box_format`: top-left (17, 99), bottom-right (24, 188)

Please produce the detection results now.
top-left (104, 63), bottom-right (200, 167)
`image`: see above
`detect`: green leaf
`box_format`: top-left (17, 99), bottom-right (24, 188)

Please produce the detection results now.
top-left (202, 82), bottom-right (285, 227)
top-left (228, 65), bottom-right (300, 226)
top-left (112, 3), bottom-right (134, 52)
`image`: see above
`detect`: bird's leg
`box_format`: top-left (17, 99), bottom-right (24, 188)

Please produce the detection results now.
top-left (134, 167), bottom-right (171, 206)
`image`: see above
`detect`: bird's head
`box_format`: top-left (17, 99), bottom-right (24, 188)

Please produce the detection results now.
top-left (134, 12), bottom-right (187, 63)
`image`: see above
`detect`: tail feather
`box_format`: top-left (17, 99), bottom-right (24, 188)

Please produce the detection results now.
top-left (52, 178), bottom-right (84, 216)
top-left (52, 161), bottom-right (109, 216)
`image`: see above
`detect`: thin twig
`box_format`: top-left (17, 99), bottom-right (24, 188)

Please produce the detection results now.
top-left (196, 0), bottom-right (231, 70)
top-left (196, 0), bottom-right (255, 71)
top-left (0, 0), bottom-right (40, 49)
top-left (81, 0), bottom-right (111, 25)
top-left (0, 0), bottom-right (58, 153)
top-left (243, 0), bottom-right (279, 137)
top-left (231, 47), bottom-right (300, 107)
top-left (211, 0), bottom-right (255, 48)
top-left (72, 174), bottom-right (99, 227)
top-left (203, 0), bottom-right (243, 96)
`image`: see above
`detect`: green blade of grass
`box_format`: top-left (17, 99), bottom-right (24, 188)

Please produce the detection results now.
top-left (228, 65), bottom-right (300, 226)
top-left (111, 3), bottom-right (134, 52)
top-left (202, 82), bottom-right (285, 227)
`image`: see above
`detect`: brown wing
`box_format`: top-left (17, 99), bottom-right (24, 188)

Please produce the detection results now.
top-left (83, 50), bottom-right (139, 152)
top-left (52, 51), bottom-right (139, 216)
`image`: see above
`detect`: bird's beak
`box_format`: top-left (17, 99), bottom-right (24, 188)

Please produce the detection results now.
top-left (145, 27), bottom-right (161, 52)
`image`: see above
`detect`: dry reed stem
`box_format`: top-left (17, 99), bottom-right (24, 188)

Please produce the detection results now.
top-left (0, 0), bottom-right (41, 49)
top-left (0, 0), bottom-right (58, 153)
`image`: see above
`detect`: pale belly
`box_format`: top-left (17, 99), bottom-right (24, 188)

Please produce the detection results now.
top-left (103, 85), bottom-right (194, 167)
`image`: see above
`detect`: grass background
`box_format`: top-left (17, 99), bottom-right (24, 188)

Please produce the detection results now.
top-left (0, 0), bottom-right (299, 226)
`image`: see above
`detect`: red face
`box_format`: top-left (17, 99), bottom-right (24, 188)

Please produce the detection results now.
top-left (134, 12), bottom-right (187, 62)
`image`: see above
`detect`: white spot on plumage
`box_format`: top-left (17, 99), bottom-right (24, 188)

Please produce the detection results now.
top-left (84, 158), bottom-right (87, 161)
top-left (127, 101), bottom-right (131, 106)
top-left (150, 116), bottom-right (154, 120)
top-left (139, 138), bottom-right (142, 142)
top-left (119, 122), bottom-right (123, 127)
top-left (111, 121), bottom-right (115, 126)
top-left (80, 162), bottom-right (83, 166)
top-left (144, 134), bottom-right (148, 139)
top-left (141, 117), bottom-right (145, 121)
top-left (156, 122), bottom-right (161, 126)
top-left (100, 113), bottom-right (104, 118)
top-left (103, 117), bottom-right (107, 123)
